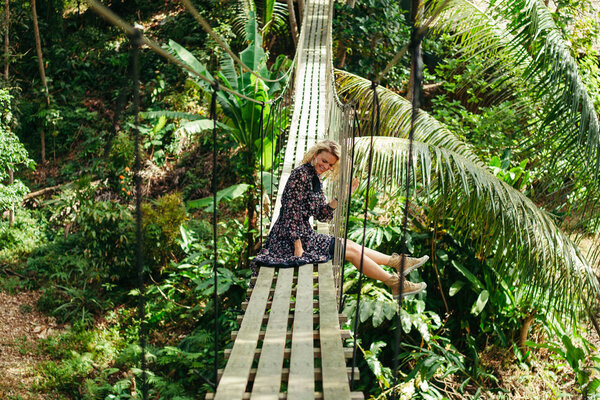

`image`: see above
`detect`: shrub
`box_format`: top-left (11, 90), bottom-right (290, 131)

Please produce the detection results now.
top-left (142, 192), bottom-right (187, 270)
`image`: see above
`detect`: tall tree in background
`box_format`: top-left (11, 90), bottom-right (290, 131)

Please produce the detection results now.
top-left (3, 0), bottom-right (14, 226)
top-left (3, 0), bottom-right (8, 80)
top-left (31, 0), bottom-right (49, 163)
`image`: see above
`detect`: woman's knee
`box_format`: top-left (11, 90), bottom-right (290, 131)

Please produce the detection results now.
top-left (345, 242), bottom-right (359, 260)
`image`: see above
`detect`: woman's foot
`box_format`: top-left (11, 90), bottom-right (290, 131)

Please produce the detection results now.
top-left (387, 253), bottom-right (429, 276)
top-left (383, 274), bottom-right (427, 298)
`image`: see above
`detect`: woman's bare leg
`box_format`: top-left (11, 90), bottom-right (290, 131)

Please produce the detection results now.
top-left (344, 240), bottom-right (393, 282)
top-left (344, 239), bottom-right (391, 266)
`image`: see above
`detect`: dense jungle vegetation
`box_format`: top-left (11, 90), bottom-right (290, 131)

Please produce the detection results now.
top-left (1, 0), bottom-right (600, 398)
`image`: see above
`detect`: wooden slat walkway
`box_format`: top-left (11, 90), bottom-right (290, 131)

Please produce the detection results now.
top-left (207, 0), bottom-right (362, 398)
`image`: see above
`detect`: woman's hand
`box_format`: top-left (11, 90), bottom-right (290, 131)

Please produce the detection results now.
top-left (329, 197), bottom-right (338, 210)
top-left (294, 239), bottom-right (304, 257)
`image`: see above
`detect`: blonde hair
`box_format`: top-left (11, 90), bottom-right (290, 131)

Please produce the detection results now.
top-left (301, 139), bottom-right (341, 179)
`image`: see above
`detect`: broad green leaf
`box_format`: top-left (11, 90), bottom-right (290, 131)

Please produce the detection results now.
top-left (470, 290), bottom-right (489, 316)
top-left (187, 184), bottom-right (251, 212)
top-left (451, 260), bottom-right (484, 291)
top-left (372, 300), bottom-right (385, 327)
top-left (449, 280), bottom-right (466, 297)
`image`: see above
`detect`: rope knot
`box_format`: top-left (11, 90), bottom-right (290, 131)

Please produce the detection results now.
top-left (370, 81), bottom-right (378, 90)
top-left (211, 79), bottom-right (220, 92)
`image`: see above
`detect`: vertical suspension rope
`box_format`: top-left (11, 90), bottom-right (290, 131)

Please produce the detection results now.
top-left (350, 82), bottom-right (379, 388)
top-left (268, 100), bottom-right (277, 218)
top-left (259, 102), bottom-right (265, 243)
top-left (210, 79), bottom-right (220, 388)
top-left (392, 0), bottom-right (424, 397)
top-left (339, 105), bottom-right (360, 309)
top-left (131, 29), bottom-right (148, 400)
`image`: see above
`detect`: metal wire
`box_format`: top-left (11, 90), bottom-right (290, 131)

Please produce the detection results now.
top-left (209, 79), bottom-right (220, 390)
top-left (391, 0), bottom-right (425, 396)
top-left (350, 82), bottom-right (379, 389)
top-left (338, 105), bottom-right (359, 309)
top-left (259, 102), bottom-right (265, 244)
top-left (131, 28), bottom-right (148, 400)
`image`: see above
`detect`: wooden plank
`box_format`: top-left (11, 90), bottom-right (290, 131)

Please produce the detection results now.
top-left (236, 313), bottom-right (347, 326)
top-left (288, 264), bottom-right (316, 400)
top-left (224, 347), bottom-right (354, 361)
top-left (250, 274), bottom-right (318, 287)
top-left (206, 391), bottom-right (364, 400)
top-left (252, 268), bottom-right (295, 399)
top-left (241, 299), bottom-right (319, 311)
top-left (231, 329), bottom-right (351, 342)
top-left (218, 367), bottom-right (359, 382)
top-left (215, 267), bottom-right (275, 400)
top-left (318, 262), bottom-right (351, 399)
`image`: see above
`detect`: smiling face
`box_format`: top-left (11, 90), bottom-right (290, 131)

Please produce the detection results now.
top-left (313, 151), bottom-right (338, 175)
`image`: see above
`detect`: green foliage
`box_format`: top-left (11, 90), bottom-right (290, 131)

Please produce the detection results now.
top-left (0, 89), bottom-right (34, 210)
top-left (108, 131), bottom-right (135, 172)
top-left (429, 92), bottom-right (523, 161)
top-left (166, 12), bottom-right (290, 178)
top-left (34, 317), bottom-right (127, 398)
top-left (142, 193), bottom-right (187, 269)
top-left (526, 317), bottom-right (600, 395)
top-left (0, 208), bottom-right (47, 264)
top-left (489, 150), bottom-right (531, 191)
top-left (333, 0), bottom-right (411, 87)
top-left (186, 183), bottom-right (250, 212)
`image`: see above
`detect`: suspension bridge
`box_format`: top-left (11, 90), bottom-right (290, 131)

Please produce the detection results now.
top-left (205, 0), bottom-right (363, 398)
top-left (86, 0), bottom-right (415, 397)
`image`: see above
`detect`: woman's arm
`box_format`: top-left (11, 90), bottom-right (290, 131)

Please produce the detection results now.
top-left (282, 167), bottom-right (310, 242)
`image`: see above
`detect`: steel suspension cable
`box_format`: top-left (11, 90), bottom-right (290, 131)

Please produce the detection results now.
top-left (338, 105), bottom-right (360, 309)
top-left (350, 82), bottom-right (379, 388)
top-left (259, 102), bottom-right (265, 243)
top-left (131, 29), bottom-right (149, 400)
top-left (392, 0), bottom-right (425, 396)
top-left (209, 79), bottom-right (220, 389)
top-left (269, 101), bottom-right (277, 216)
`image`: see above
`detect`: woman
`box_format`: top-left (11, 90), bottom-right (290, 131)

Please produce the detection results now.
top-left (254, 139), bottom-right (428, 298)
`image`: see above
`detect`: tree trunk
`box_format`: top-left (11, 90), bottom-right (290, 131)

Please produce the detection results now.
top-left (3, 0), bottom-right (9, 81)
top-left (407, 0), bottom-right (422, 103)
top-left (5, 0), bottom-right (13, 226)
top-left (286, 0), bottom-right (298, 47)
top-left (518, 311), bottom-right (536, 353)
top-left (297, 0), bottom-right (304, 26)
top-left (31, 0), bottom-right (49, 163)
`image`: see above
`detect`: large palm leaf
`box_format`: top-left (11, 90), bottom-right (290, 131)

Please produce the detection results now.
top-left (426, 0), bottom-right (600, 209)
top-left (336, 70), bottom-right (600, 318)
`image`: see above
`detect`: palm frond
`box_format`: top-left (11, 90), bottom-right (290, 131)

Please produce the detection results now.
top-left (335, 70), bottom-right (483, 166)
top-left (428, 0), bottom-right (600, 174)
top-left (352, 136), bottom-right (600, 317)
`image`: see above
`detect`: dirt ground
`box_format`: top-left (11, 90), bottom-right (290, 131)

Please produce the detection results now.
top-left (0, 290), bottom-right (61, 400)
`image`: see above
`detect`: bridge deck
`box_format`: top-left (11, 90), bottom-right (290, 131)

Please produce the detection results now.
top-left (207, 0), bottom-right (362, 398)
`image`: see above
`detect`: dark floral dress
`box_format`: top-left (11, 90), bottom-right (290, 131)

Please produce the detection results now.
top-left (254, 163), bottom-right (335, 268)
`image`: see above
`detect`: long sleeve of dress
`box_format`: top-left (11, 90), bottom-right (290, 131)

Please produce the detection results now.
top-left (314, 201), bottom-right (334, 222)
top-left (281, 167), bottom-right (311, 242)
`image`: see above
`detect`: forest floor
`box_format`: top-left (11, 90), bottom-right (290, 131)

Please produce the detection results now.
top-left (0, 289), bottom-right (62, 400)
